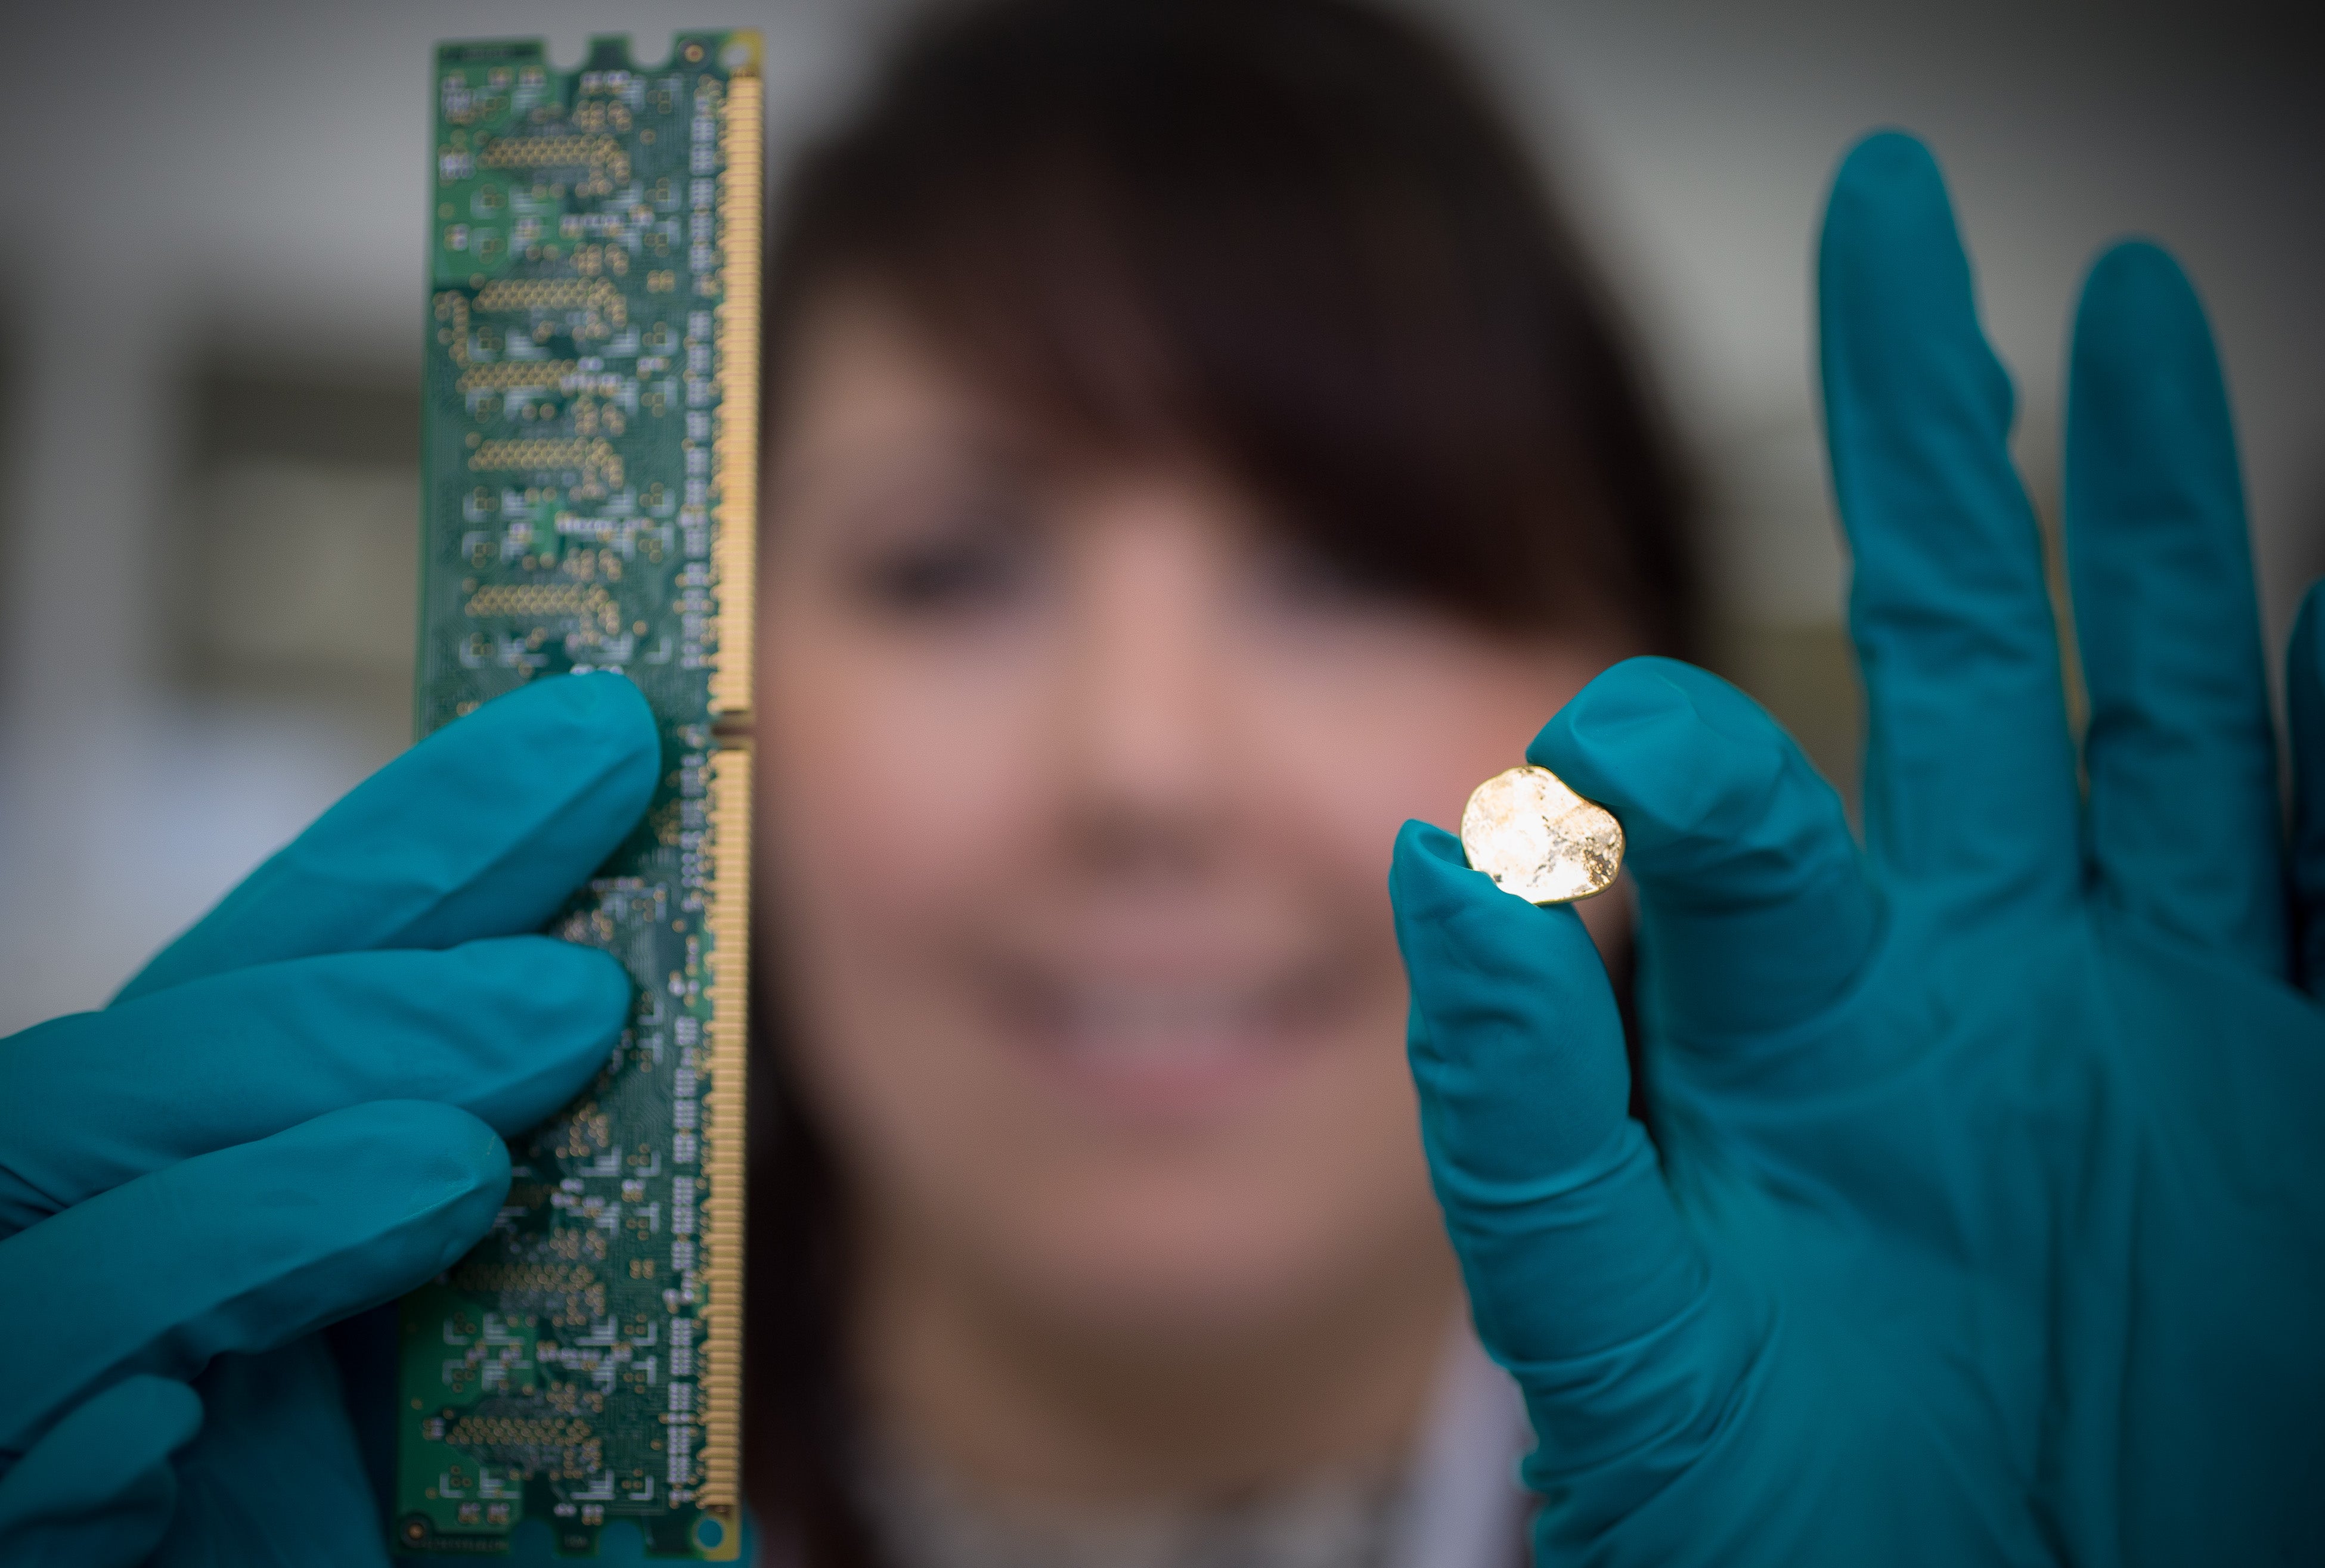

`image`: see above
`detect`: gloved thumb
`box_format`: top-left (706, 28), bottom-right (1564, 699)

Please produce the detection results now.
top-left (1391, 822), bottom-right (1758, 1534)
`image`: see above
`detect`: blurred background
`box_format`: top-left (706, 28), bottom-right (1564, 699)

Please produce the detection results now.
top-left (0, 0), bottom-right (2316, 1033)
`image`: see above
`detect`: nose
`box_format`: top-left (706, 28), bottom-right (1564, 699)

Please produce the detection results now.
top-left (1056, 495), bottom-right (1239, 866)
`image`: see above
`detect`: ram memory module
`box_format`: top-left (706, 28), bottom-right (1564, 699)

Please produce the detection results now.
top-left (396, 32), bottom-right (760, 1562)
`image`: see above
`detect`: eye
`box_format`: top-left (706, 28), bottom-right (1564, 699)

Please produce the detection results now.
top-left (859, 529), bottom-right (1031, 612)
top-left (849, 483), bottom-right (1043, 617)
top-left (1251, 532), bottom-right (1402, 615)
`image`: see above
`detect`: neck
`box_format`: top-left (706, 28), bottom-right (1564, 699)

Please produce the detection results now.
top-left (854, 1225), bottom-right (1464, 1513)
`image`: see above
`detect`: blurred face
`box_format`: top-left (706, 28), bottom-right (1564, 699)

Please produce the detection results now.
top-left (756, 293), bottom-right (1619, 1358)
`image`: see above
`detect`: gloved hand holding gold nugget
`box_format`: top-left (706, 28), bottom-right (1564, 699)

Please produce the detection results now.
top-left (1393, 130), bottom-right (2325, 1566)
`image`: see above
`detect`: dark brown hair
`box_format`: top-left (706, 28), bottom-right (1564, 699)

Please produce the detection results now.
top-left (746, 1), bottom-right (1695, 1559)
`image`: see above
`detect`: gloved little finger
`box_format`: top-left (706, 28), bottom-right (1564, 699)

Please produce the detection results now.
top-left (119, 672), bottom-right (659, 1002)
top-left (1531, 657), bottom-right (1876, 1051)
top-left (158, 1341), bottom-right (394, 1568)
top-left (2286, 582), bottom-right (2325, 994)
top-left (1391, 822), bottom-right (1756, 1538)
top-left (0, 1100), bottom-right (507, 1459)
top-left (1, 937), bottom-right (628, 1237)
top-left (0, 1374), bottom-right (201, 1568)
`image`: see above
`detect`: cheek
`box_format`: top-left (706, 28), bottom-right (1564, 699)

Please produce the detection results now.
top-left (757, 613), bottom-right (1050, 937)
top-left (1235, 631), bottom-right (1604, 878)
top-left (753, 612), bottom-right (1058, 1167)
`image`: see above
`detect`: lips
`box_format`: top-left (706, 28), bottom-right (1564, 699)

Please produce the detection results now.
top-left (988, 962), bottom-right (1357, 1119)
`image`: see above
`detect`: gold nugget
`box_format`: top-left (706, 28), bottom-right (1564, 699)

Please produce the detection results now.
top-left (1460, 766), bottom-right (1623, 904)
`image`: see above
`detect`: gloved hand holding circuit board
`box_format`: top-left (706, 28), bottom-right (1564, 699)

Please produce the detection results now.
top-left (0, 675), bottom-right (660, 1567)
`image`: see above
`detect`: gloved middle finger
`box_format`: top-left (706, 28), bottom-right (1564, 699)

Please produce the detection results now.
top-left (1817, 133), bottom-right (2081, 911)
top-left (0, 936), bottom-right (628, 1238)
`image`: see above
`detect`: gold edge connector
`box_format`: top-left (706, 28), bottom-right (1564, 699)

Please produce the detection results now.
top-left (708, 58), bottom-right (762, 722)
top-left (696, 744), bottom-right (752, 1517)
top-left (699, 42), bottom-right (761, 1530)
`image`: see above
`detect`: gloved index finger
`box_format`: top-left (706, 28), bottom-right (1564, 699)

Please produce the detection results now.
top-left (1532, 658), bottom-right (1876, 1048)
top-left (117, 673), bottom-right (659, 1003)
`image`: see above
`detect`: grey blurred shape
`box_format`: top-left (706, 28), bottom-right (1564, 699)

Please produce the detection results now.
top-left (176, 368), bottom-right (420, 708)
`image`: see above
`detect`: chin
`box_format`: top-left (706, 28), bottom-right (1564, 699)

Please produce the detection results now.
top-left (985, 1159), bottom-right (1441, 1351)
top-left (804, 980), bottom-right (1449, 1351)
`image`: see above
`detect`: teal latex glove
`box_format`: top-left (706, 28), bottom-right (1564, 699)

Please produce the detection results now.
top-left (1391, 131), bottom-right (2325, 1564)
top-left (0, 674), bottom-right (660, 1567)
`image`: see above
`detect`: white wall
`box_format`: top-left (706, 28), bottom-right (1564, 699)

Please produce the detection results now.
top-left (1, 0), bottom-right (2315, 1031)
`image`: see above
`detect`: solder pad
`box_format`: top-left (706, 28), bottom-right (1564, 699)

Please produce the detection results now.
top-left (397, 32), bottom-right (758, 1562)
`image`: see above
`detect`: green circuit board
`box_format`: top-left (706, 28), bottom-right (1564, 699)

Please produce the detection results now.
top-left (396, 31), bottom-right (760, 1561)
